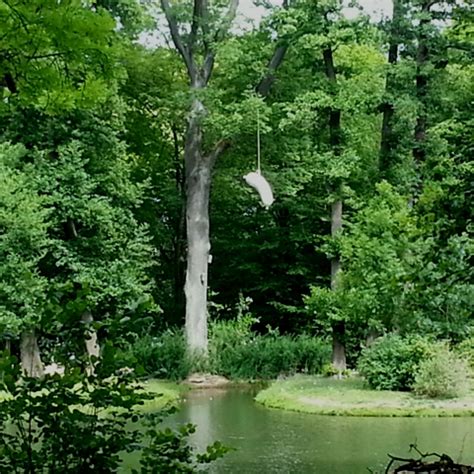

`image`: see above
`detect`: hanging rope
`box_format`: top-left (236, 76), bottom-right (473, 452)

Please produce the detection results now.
top-left (257, 108), bottom-right (261, 174)
top-left (243, 106), bottom-right (274, 208)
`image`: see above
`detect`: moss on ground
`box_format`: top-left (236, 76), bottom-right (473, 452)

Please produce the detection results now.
top-left (255, 375), bottom-right (474, 417)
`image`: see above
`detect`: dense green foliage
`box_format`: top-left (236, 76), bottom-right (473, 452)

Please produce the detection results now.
top-left (126, 331), bottom-right (192, 381)
top-left (413, 346), bottom-right (471, 399)
top-left (0, 353), bottom-right (227, 473)
top-left (457, 337), bottom-right (474, 370)
top-left (0, 0), bottom-right (472, 457)
top-left (357, 334), bottom-right (434, 391)
top-left (126, 318), bottom-right (330, 381)
top-left (208, 317), bottom-right (330, 379)
top-left (357, 335), bottom-right (472, 396)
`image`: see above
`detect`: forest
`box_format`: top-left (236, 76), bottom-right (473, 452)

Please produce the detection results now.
top-left (0, 0), bottom-right (473, 473)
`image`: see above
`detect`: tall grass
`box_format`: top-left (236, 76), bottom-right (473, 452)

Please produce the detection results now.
top-left (128, 330), bottom-right (191, 380)
top-left (127, 317), bottom-right (331, 381)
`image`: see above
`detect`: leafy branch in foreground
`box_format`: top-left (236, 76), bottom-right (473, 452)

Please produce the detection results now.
top-left (0, 352), bottom-right (228, 473)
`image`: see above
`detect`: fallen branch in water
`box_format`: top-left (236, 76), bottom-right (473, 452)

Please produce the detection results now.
top-left (384, 444), bottom-right (473, 473)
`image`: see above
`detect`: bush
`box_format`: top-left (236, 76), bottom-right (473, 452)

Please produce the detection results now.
top-left (208, 318), bottom-right (331, 380)
top-left (127, 318), bottom-right (331, 381)
top-left (413, 346), bottom-right (471, 398)
top-left (0, 351), bottom-right (227, 473)
top-left (357, 334), bottom-right (434, 391)
top-left (128, 331), bottom-right (191, 380)
top-left (456, 337), bottom-right (474, 371)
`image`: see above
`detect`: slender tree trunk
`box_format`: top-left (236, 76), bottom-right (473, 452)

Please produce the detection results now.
top-left (323, 47), bottom-right (347, 371)
top-left (172, 127), bottom-right (187, 322)
top-left (82, 311), bottom-right (100, 373)
top-left (413, 1), bottom-right (431, 167)
top-left (184, 97), bottom-right (212, 354)
top-left (256, 45), bottom-right (288, 96)
top-left (330, 199), bottom-right (346, 371)
top-left (20, 330), bottom-right (44, 378)
top-left (379, 0), bottom-right (403, 178)
top-left (174, 200), bottom-right (187, 320)
top-left (366, 329), bottom-right (379, 347)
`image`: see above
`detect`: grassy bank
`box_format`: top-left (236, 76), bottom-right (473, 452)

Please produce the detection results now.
top-left (0, 379), bottom-right (182, 411)
top-left (255, 375), bottom-right (474, 417)
top-left (135, 379), bottom-right (183, 411)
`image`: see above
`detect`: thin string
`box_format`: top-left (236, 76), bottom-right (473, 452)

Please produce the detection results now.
top-left (257, 108), bottom-right (261, 174)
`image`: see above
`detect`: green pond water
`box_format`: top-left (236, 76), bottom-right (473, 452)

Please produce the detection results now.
top-left (123, 387), bottom-right (474, 473)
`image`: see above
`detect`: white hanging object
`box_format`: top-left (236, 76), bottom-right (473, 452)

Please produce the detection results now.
top-left (243, 108), bottom-right (274, 208)
top-left (244, 171), bottom-right (274, 208)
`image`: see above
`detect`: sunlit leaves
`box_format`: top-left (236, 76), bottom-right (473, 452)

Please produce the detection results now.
top-left (0, 0), bottom-right (122, 110)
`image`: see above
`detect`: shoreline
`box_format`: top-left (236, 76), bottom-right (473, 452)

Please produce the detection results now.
top-left (254, 375), bottom-right (474, 417)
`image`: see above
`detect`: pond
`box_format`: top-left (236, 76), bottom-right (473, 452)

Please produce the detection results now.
top-left (170, 388), bottom-right (473, 473)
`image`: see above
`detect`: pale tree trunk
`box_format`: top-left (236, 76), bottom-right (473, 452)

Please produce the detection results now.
top-left (184, 97), bottom-right (212, 354)
top-left (330, 199), bottom-right (346, 371)
top-left (161, 0), bottom-right (287, 355)
top-left (82, 311), bottom-right (100, 373)
top-left (20, 329), bottom-right (44, 378)
top-left (365, 329), bottom-right (379, 347)
top-left (323, 46), bottom-right (347, 371)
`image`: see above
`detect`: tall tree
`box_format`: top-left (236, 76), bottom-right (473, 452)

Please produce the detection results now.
top-left (379, 0), bottom-right (406, 178)
top-left (159, 0), bottom-right (239, 354)
top-left (160, 0), bottom-right (289, 353)
top-left (0, 144), bottom-right (49, 376)
top-left (0, 0), bottom-right (157, 370)
top-left (323, 43), bottom-right (346, 370)
top-left (413, 0), bottom-right (433, 167)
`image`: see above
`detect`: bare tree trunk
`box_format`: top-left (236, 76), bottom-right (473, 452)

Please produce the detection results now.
top-left (413, 1), bottom-right (431, 167)
top-left (184, 97), bottom-right (212, 354)
top-left (331, 322), bottom-right (346, 371)
top-left (330, 199), bottom-right (346, 371)
top-left (365, 329), bottom-right (379, 347)
top-left (161, 0), bottom-right (287, 355)
top-left (82, 311), bottom-right (100, 373)
top-left (20, 330), bottom-right (44, 378)
top-left (323, 46), bottom-right (347, 371)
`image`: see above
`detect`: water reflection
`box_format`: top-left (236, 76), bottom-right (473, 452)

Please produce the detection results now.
top-left (171, 388), bottom-right (474, 474)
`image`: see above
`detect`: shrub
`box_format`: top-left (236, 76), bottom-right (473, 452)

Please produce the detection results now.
top-left (127, 319), bottom-right (331, 381)
top-left (208, 318), bottom-right (331, 380)
top-left (456, 337), bottom-right (474, 371)
top-left (413, 346), bottom-right (471, 398)
top-left (357, 334), bottom-right (434, 391)
top-left (0, 351), bottom-right (227, 473)
top-left (128, 331), bottom-right (191, 380)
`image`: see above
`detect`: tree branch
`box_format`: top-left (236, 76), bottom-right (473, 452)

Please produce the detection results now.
top-left (203, 0), bottom-right (239, 83)
top-left (189, 0), bottom-right (205, 55)
top-left (256, 43), bottom-right (288, 97)
top-left (255, 0), bottom-right (291, 97)
top-left (160, 0), bottom-right (196, 81)
top-left (207, 139), bottom-right (231, 168)
top-left (215, 0), bottom-right (239, 43)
